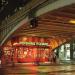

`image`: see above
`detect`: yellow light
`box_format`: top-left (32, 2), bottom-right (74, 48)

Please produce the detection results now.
top-left (69, 20), bottom-right (75, 24)
top-left (13, 43), bottom-right (18, 45)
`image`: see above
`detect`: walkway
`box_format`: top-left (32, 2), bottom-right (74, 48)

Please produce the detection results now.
top-left (0, 63), bottom-right (75, 75)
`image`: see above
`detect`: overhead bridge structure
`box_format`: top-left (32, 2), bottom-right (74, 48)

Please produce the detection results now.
top-left (0, 0), bottom-right (75, 52)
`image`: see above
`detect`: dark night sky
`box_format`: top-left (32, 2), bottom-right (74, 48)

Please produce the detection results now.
top-left (0, 0), bottom-right (31, 22)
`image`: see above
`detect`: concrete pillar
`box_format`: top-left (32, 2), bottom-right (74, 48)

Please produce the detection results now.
top-left (70, 41), bottom-right (73, 60)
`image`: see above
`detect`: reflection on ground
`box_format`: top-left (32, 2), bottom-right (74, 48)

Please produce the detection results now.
top-left (0, 63), bottom-right (75, 75)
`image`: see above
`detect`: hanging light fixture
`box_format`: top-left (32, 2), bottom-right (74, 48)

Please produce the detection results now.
top-left (30, 17), bottom-right (38, 28)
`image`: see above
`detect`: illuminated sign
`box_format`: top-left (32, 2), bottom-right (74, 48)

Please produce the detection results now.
top-left (19, 42), bottom-right (48, 46)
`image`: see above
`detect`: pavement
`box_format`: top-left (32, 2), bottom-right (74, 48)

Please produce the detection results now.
top-left (1, 63), bottom-right (75, 75)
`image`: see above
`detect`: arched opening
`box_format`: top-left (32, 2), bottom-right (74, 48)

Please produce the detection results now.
top-left (54, 40), bottom-right (75, 64)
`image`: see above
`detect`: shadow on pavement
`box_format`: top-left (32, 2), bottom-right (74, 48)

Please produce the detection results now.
top-left (0, 68), bottom-right (6, 75)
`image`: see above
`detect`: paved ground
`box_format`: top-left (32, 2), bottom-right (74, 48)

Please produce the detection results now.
top-left (1, 63), bottom-right (75, 75)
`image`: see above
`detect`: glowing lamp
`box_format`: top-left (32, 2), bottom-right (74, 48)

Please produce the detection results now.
top-left (69, 20), bottom-right (75, 24)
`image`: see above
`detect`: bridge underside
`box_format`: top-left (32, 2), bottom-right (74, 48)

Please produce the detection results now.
top-left (10, 3), bottom-right (75, 49)
top-left (0, 0), bottom-right (75, 65)
top-left (0, 0), bottom-right (75, 45)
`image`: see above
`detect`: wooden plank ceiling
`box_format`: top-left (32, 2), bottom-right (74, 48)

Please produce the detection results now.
top-left (13, 3), bottom-right (75, 38)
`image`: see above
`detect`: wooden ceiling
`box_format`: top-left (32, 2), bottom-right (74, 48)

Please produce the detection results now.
top-left (12, 3), bottom-right (75, 38)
